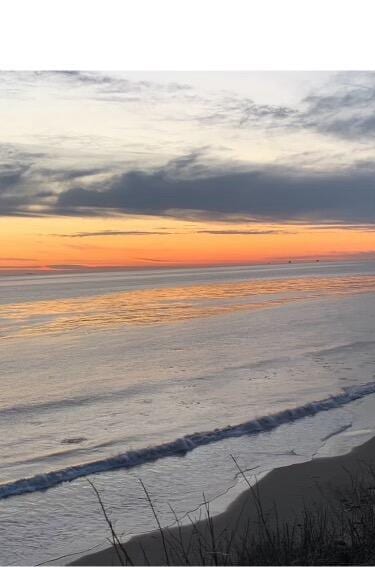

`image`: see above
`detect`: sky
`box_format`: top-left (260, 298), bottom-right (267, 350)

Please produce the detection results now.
top-left (1, 70), bottom-right (375, 272)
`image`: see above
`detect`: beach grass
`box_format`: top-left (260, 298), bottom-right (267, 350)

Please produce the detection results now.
top-left (79, 456), bottom-right (375, 566)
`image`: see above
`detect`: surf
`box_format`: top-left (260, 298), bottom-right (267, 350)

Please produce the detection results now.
top-left (1, 380), bottom-right (375, 500)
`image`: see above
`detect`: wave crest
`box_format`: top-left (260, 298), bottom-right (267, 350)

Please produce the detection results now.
top-left (1, 381), bottom-right (375, 500)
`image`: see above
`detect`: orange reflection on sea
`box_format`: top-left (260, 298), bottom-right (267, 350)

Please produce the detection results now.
top-left (1, 275), bottom-right (375, 339)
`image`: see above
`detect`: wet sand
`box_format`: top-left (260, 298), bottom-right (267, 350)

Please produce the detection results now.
top-left (71, 435), bottom-right (375, 566)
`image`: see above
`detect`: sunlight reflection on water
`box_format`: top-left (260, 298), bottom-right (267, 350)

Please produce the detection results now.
top-left (1, 275), bottom-right (375, 339)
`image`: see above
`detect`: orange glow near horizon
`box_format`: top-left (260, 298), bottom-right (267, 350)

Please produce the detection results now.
top-left (1, 215), bottom-right (375, 272)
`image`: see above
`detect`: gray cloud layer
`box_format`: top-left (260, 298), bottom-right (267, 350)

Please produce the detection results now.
top-left (54, 162), bottom-right (375, 225)
top-left (2, 72), bottom-right (375, 225)
top-left (1, 151), bottom-right (375, 225)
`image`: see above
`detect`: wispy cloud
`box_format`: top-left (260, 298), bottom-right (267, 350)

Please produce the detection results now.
top-left (0, 71), bottom-right (194, 104)
top-left (196, 229), bottom-right (294, 235)
top-left (296, 73), bottom-right (375, 140)
top-left (54, 230), bottom-right (173, 237)
top-left (199, 95), bottom-right (296, 128)
top-left (196, 72), bottom-right (375, 143)
top-left (308, 224), bottom-right (375, 232)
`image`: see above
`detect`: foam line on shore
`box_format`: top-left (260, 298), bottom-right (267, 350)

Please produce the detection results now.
top-left (2, 381), bottom-right (375, 500)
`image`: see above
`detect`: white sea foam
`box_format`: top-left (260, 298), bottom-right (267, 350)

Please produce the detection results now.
top-left (1, 381), bottom-right (375, 500)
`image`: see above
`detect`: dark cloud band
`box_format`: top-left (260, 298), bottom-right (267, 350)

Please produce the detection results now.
top-left (53, 163), bottom-right (375, 225)
top-left (1, 157), bottom-right (375, 226)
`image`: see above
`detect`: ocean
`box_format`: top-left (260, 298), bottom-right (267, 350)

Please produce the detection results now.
top-left (1, 261), bottom-right (375, 565)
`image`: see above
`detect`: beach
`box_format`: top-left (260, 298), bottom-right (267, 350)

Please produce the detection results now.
top-left (2, 262), bottom-right (375, 565)
top-left (3, 64), bottom-right (375, 567)
top-left (72, 435), bottom-right (375, 565)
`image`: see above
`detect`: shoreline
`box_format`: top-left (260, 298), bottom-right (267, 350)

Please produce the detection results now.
top-left (70, 434), bottom-right (375, 566)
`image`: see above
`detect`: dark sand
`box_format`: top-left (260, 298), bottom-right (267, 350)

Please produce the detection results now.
top-left (71, 436), bottom-right (375, 566)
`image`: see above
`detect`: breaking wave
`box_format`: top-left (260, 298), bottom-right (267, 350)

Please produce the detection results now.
top-left (1, 381), bottom-right (375, 500)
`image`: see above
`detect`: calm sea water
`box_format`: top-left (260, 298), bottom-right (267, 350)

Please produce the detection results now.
top-left (1, 261), bottom-right (375, 564)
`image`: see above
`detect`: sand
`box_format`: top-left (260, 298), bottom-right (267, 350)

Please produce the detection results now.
top-left (70, 435), bottom-right (375, 566)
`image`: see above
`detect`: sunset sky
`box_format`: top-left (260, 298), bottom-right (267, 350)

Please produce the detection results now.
top-left (1, 70), bottom-right (375, 272)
